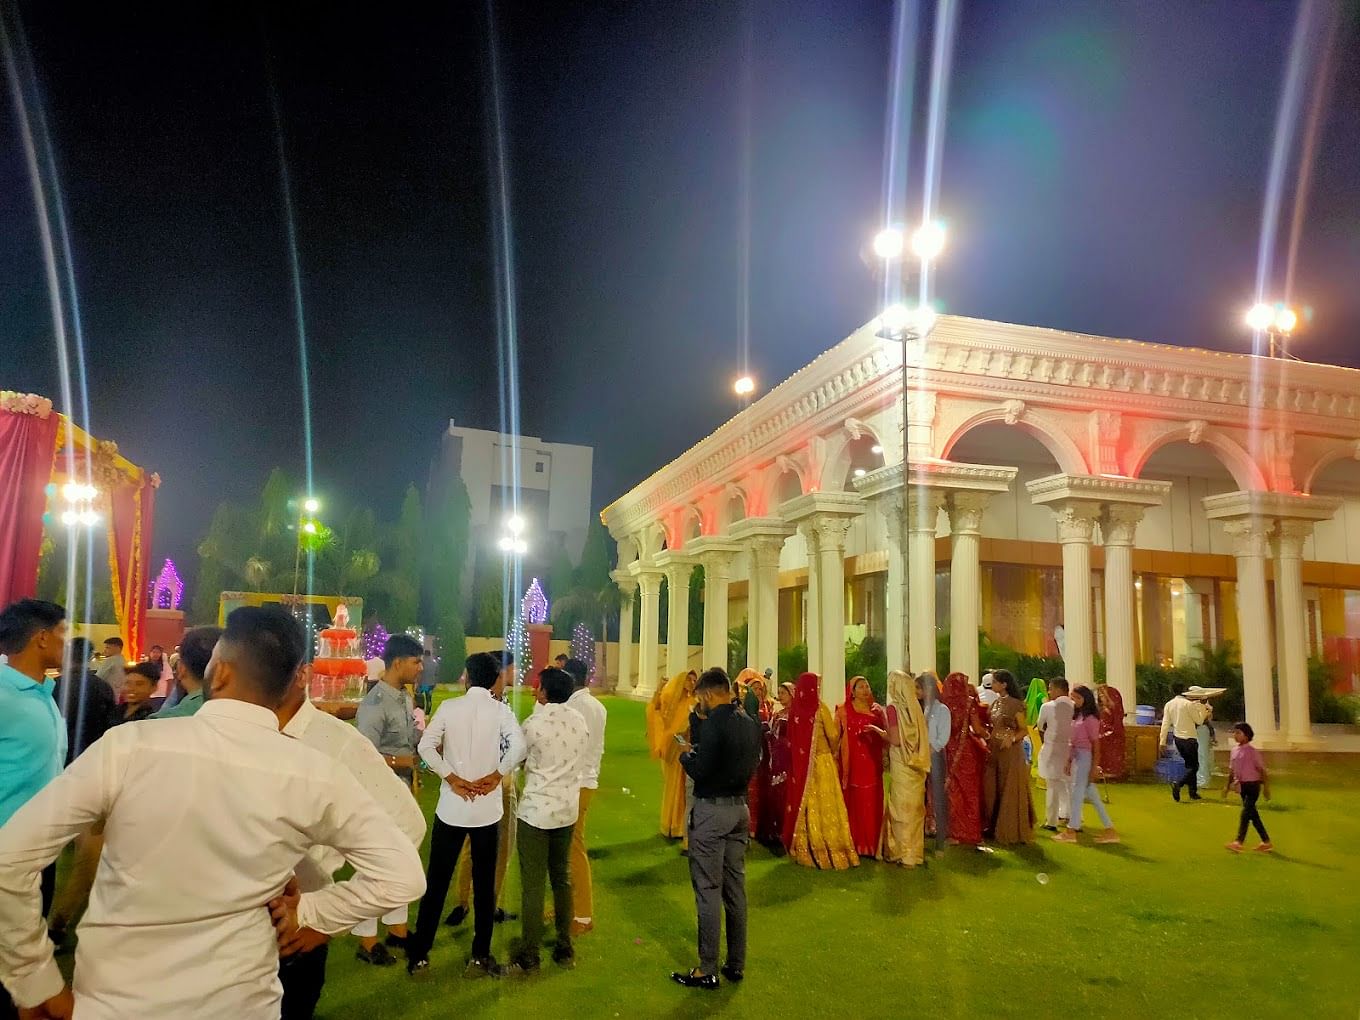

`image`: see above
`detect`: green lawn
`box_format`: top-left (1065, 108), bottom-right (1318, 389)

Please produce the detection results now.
top-left (313, 695), bottom-right (1360, 1019)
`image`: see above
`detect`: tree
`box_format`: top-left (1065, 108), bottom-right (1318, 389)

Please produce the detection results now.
top-left (427, 476), bottom-right (471, 682)
top-left (384, 485), bottom-right (423, 630)
top-left (576, 517), bottom-right (612, 592)
top-left (471, 563), bottom-right (505, 637)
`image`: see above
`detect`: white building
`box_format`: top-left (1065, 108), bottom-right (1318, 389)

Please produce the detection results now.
top-left (603, 315), bottom-right (1360, 748)
top-left (431, 420), bottom-right (594, 574)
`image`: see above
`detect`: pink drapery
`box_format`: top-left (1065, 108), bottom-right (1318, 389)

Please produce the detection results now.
top-left (0, 407), bottom-right (60, 606)
top-left (108, 477), bottom-right (155, 660)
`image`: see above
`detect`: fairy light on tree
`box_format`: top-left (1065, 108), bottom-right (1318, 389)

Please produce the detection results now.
top-left (362, 623), bottom-right (391, 661)
top-left (570, 621), bottom-right (595, 681)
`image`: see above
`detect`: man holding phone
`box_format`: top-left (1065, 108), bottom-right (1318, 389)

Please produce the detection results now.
top-left (670, 668), bottom-right (762, 991)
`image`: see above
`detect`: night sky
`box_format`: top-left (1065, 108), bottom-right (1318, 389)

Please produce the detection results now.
top-left (2, 1), bottom-right (1357, 575)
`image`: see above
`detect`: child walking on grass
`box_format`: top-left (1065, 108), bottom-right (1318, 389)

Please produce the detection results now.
top-left (1224, 722), bottom-right (1272, 854)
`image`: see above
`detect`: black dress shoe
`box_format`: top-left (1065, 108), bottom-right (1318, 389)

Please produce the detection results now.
top-left (720, 964), bottom-right (744, 982)
top-left (1171, 784), bottom-right (1181, 802)
top-left (671, 970), bottom-right (719, 990)
top-left (407, 956), bottom-right (429, 976)
top-left (1188, 793), bottom-right (1203, 801)
top-left (444, 905), bottom-right (468, 927)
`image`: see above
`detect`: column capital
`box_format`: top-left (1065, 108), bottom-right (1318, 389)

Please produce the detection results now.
top-left (1050, 500), bottom-right (1102, 544)
top-left (1273, 518), bottom-right (1313, 558)
top-left (906, 489), bottom-right (946, 535)
top-left (945, 490), bottom-right (992, 536)
top-left (801, 513), bottom-right (855, 552)
top-left (654, 553), bottom-right (696, 589)
top-left (1221, 517), bottom-right (1274, 559)
top-left (684, 536), bottom-right (742, 575)
top-left (633, 569), bottom-right (663, 596)
top-left (610, 569), bottom-right (638, 596)
top-left (1101, 503), bottom-right (1146, 547)
top-left (747, 534), bottom-right (787, 569)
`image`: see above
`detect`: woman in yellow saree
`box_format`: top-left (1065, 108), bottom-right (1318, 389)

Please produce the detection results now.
top-left (882, 670), bottom-right (930, 867)
top-left (646, 670), bottom-right (696, 839)
top-left (782, 672), bottom-right (859, 870)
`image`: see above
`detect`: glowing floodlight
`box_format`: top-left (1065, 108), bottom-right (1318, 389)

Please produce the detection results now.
top-left (872, 227), bottom-right (905, 260)
top-left (302, 521), bottom-right (318, 535)
top-left (910, 221), bottom-right (946, 261)
top-left (871, 445), bottom-right (884, 455)
top-left (303, 497), bottom-right (320, 514)
top-left (507, 515), bottom-right (525, 535)
top-left (879, 303), bottom-right (910, 335)
top-left (1274, 307), bottom-right (1298, 333)
top-left (734, 375), bottom-right (756, 396)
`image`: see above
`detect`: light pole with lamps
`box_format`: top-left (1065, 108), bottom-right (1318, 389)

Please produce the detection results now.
top-left (292, 496), bottom-right (322, 597)
top-left (869, 221), bottom-right (945, 670)
top-left (1245, 301), bottom-right (1300, 359)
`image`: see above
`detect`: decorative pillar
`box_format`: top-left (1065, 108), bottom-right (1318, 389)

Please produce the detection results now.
top-left (812, 516), bottom-right (854, 705)
top-left (946, 491), bottom-right (989, 682)
top-left (691, 545), bottom-right (738, 672)
top-left (748, 536), bottom-right (785, 677)
top-left (908, 491), bottom-right (944, 675)
top-left (1222, 519), bottom-right (1275, 740)
top-left (1274, 520), bottom-right (1313, 743)
top-left (797, 522), bottom-right (823, 675)
top-left (634, 568), bottom-right (663, 699)
top-left (660, 559), bottom-right (694, 679)
top-left (1051, 502), bottom-right (1101, 689)
top-left (611, 571), bottom-right (637, 691)
top-left (1101, 505), bottom-right (1145, 717)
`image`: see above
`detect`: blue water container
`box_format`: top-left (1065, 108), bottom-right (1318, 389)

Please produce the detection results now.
top-left (1135, 704), bottom-right (1156, 726)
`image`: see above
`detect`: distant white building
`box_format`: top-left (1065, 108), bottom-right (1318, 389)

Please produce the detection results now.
top-left (431, 421), bottom-right (594, 582)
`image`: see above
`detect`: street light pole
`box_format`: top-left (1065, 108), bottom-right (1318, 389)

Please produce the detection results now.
top-left (292, 497), bottom-right (321, 598)
top-left (870, 222), bottom-right (945, 672)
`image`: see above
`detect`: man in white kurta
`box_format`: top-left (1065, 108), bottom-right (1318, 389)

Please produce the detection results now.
top-left (0, 606), bottom-right (426, 1020)
top-left (1037, 677), bottom-right (1075, 829)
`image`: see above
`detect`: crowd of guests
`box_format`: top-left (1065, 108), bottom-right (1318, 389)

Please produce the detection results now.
top-left (647, 664), bottom-right (1136, 872)
top-left (0, 596), bottom-right (609, 1018)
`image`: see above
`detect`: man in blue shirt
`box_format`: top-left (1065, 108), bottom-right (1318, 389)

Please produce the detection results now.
top-left (0, 599), bottom-right (68, 828)
top-left (0, 598), bottom-right (67, 1019)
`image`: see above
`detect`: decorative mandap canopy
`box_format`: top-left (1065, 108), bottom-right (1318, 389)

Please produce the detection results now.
top-left (0, 391), bottom-right (159, 658)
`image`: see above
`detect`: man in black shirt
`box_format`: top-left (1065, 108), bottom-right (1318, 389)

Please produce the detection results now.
top-left (670, 668), bottom-right (761, 991)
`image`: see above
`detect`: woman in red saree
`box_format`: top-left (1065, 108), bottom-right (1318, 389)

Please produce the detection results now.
top-left (734, 668), bottom-right (768, 837)
top-left (1096, 682), bottom-right (1127, 781)
top-left (782, 673), bottom-right (858, 869)
top-left (941, 672), bottom-right (989, 845)
top-left (836, 675), bottom-right (887, 858)
top-left (761, 682), bottom-right (795, 853)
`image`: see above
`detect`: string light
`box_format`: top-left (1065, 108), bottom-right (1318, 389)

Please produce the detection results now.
top-left (148, 558), bottom-right (185, 609)
top-left (570, 621), bottom-right (595, 681)
top-left (521, 578), bottom-right (549, 625)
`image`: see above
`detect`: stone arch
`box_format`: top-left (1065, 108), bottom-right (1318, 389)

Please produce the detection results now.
top-left (1301, 440), bottom-right (1360, 494)
top-left (755, 457), bottom-right (810, 513)
top-left (637, 523), bottom-right (668, 560)
top-left (820, 420), bottom-right (891, 492)
top-left (614, 534), bottom-right (639, 567)
top-left (679, 505), bottom-right (703, 545)
top-left (1128, 424), bottom-right (1267, 492)
top-left (716, 484), bottom-right (748, 531)
top-left (939, 407), bottom-right (1088, 475)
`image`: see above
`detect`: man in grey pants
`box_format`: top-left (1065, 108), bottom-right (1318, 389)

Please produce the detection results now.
top-left (670, 668), bottom-right (762, 991)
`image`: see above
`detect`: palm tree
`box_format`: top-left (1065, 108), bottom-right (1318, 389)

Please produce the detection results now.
top-left (551, 582), bottom-right (623, 690)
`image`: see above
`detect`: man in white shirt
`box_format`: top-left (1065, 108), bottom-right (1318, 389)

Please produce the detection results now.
top-left (0, 606), bottom-right (425, 1020)
top-left (506, 667), bottom-right (589, 975)
top-left (1159, 682), bottom-right (1209, 801)
top-left (407, 651), bottom-right (526, 978)
top-left (978, 671), bottom-right (1000, 707)
top-left (274, 662), bottom-right (427, 1017)
top-left (1037, 676), bottom-right (1075, 830)
top-left (563, 657), bottom-right (606, 935)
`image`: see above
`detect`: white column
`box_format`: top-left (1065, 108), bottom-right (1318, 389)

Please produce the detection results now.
top-left (1223, 518), bottom-right (1275, 740)
top-left (663, 563), bottom-right (692, 678)
top-left (1050, 501), bottom-right (1101, 689)
top-left (946, 491), bottom-right (988, 682)
top-left (883, 494), bottom-right (907, 674)
top-left (613, 573), bottom-right (637, 690)
top-left (812, 516), bottom-right (854, 705)
top-left (748, 536), bottom-right (784, 676)
top-left (798, 522), bottom-right (823, 675)
top-left (1101, 505), bottom-right (1144, 718)
top-left (634, 570), bottom-right (662, 699)
top-left (697, 551), bottom-right (734, 672)
top-left (1274, 520), bottom-right (1313, 743)
top-left (908, 491), bottom-right (943, 675)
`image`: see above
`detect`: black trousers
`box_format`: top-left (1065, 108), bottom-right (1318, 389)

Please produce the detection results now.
top-left (409, 817), bottom-right (499, 961)
top-left (1173, 737), bottom-right (1200, 796)
top-left (1237, 781), bottom-right (1270, 843)
top-left (278, 942), bottom-right (330, 1020)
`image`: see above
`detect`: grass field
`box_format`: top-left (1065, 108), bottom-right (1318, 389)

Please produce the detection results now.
top-left (310, 694), bottom-right (1360, 1019)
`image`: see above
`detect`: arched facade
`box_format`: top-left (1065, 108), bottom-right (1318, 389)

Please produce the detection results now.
top-left (604, 315), bottom-right (1360, 747)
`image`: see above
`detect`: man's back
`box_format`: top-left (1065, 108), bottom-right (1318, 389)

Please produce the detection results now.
top-left (0, 698), bottom-right (424, 1019)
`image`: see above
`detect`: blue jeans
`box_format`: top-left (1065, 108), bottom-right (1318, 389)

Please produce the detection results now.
top-left (1069, 748), bottom-right (1112, 831)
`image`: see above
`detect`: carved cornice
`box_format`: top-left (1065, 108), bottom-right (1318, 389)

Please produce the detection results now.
top-left (1026, 473), bottom-right (1172, 508)
top-left (780, 490), bottom-right (867, 524)
top-left (854, 459), bottom-right (1017, 500)
top-left (603, 314), bottom-right (1360, 537)
top-left (1202, 490), bottom-right (1342, 524)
